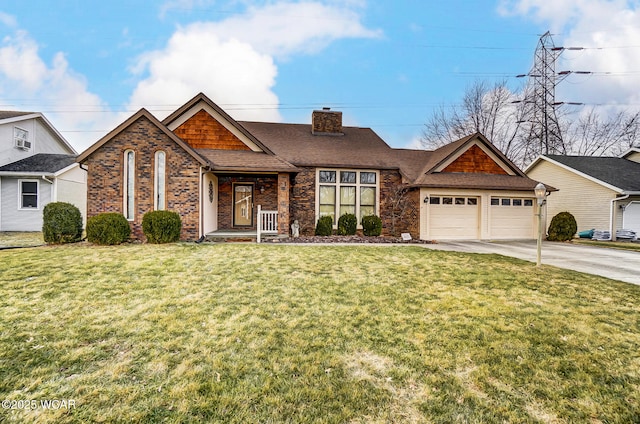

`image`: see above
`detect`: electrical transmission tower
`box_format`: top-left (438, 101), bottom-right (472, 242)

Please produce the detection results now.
top-left (519, 31), bottom-right (568, 162)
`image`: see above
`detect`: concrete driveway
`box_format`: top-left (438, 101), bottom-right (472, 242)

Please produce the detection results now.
top-left (423, 240), bottom-right (639, 285)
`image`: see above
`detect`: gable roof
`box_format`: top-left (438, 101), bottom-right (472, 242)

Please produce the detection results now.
top-left (0, 154), bottom-right (77, 175)
top-left (0, 111), bottom-right (77, 154)
top-left (409, 133), bottom-right (542, 190)
top-left (77, 108), bottom-right (208, 166)
top-left (162, 93), bottom-right (274, 154)
top-left (530, 155), bottom-right (640, 193)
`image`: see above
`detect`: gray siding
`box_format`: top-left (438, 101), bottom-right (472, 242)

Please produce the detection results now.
top-left (0, 177), bottom-right (52, 231)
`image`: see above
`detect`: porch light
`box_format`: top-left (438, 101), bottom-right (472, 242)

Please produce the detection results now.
top-left (423, 196), bottom-right (429, 203)
top-left (534, 183), bottom-right (547, 206)
top-left (534, 182), bottom-right (547, 267)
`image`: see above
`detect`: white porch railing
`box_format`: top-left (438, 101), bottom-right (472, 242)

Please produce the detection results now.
top-left (256, 205), bottom-right (278, 243)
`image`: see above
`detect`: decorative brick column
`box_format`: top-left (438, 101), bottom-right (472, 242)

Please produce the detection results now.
top-left (277, 173), bottom-right (290, 235)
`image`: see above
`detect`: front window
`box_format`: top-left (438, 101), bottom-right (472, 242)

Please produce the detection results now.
top-left (317, 169), bottom-right (378, 224)
top-left (154, 151), bottom-right (166, 210)
top-left (20, 180), bottom-right (38, 209)
top-left (124, 150), bottom-right (135, 220)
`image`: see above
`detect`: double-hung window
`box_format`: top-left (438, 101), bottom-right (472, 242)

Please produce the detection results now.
top-left (317, 169), bottom-right (378, 224)
top-left (19, 180), bottom-right (38, 209)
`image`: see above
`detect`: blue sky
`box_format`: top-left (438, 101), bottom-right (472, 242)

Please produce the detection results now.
top-left (1, 0), bottom-right (639, 152)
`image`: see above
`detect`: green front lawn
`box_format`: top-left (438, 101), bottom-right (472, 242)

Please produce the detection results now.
top-left (1, 243), bottom-right (638, 423)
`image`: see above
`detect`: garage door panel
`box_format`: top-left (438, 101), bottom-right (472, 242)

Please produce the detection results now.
top-left (623, 202), bottom-right (640, 233)
top-left (490, 197), bottom-right (535, 239)
top-left (428, 197), bottom-right (479, 239)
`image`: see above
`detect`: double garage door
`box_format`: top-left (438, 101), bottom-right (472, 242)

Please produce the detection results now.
top-left (427, 195), bottom-right (535, 240)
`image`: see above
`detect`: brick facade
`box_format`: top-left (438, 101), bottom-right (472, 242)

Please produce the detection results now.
top-left (85, 116), bottom-right (202, 241)
top-left (216, 175), bottom-right (278, 229)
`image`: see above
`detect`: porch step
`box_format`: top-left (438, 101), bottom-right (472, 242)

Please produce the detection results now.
top-left (203, 230), bottom-right (283, 243)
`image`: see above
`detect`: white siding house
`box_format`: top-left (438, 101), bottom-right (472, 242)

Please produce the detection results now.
top-left (0, 112), bottom-right (86, 231)
top-left (526, 153), bottom-right (640, 239)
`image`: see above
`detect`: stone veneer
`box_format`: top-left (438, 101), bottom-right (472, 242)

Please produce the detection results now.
top-left (289, 167), bottom-right (420, 237)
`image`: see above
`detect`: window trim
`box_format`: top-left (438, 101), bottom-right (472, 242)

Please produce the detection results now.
top-left (18, 179), bottom-right (39, 210)
top-left (123, 150), bottom-right (135, 221)
top-left (316, 168), bottom-right (379, 226)
top-left (154, 150), bottom-right (166, 211)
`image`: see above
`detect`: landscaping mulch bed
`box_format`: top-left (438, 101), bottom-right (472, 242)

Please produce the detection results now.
top-left (266, 235), bottom-right (435, 244)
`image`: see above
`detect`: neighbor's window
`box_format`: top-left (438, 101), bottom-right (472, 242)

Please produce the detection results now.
top-left (14, 127), bottom-right (30, 150)
top-left (317, 169), bottom-right (378, 224)
top-left (154, 151), bottom-right (166, 210)
top-left (124, 150), bottom-right (135, 220)
top-left (20, 180), bottom-right (38, 209)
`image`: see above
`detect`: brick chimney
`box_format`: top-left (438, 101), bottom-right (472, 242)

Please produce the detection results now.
top-left (312, 108), bottom-right (343, 135)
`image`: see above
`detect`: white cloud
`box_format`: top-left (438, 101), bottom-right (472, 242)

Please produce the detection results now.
top-left (128, 0), bottom-right (381, 121)
top-left (0, 2), bottom-right (381, 150)
top-left (0, 12), bottom-right (18, 28)
top-left (0, 27), bottom-right (119, 151)
top-left (499, 0), bottom-right (640, 113)
top-left (129, 32), bottom-right (281, 122)
top-left (201, 1), bottom-right (382, 58)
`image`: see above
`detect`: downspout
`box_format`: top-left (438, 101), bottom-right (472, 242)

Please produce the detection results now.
top-left (199, 166), bottom-right (204, 240)
top-left (610, 194), bottom-right (629, 241)
top-left (42, 175), bottom-right (55, 202)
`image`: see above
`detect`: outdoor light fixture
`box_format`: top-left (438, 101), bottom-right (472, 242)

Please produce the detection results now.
top-left (423, 196), bottom-right (429, 203)
top-left (534, 182), bottom-right (547, 267)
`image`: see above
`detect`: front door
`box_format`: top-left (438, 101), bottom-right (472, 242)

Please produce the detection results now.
top-left (233, 184), bottom-right (253, 227)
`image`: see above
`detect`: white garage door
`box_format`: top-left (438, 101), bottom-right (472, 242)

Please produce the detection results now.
top-left (623, 202), bottom-right (640, 234)
top-left (490, 197), bottom-right (536, 239)
top-left (428, 196), bottom-right (479, 239)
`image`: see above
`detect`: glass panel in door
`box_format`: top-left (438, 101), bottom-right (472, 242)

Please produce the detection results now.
top-left (234, 184), bottom-right (253, 227)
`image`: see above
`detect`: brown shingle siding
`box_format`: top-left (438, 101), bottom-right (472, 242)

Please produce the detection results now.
top-left (174, 110), bottom-right (251, 150)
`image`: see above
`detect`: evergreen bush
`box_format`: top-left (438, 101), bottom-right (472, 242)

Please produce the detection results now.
top-left (142, 210), bottom-right (182, 243)
top-left (42, 202), bottom-right (83, 244)
top-left (337, 213), bottom-right (357, 236)
top-left (362, 215), bottom-right (382, 236)
top-left (315, 215), bottom-right (333, 236)
top-left (547, 211), bottom-right (578, 242)
top-left (86, 213), bottom-right (131, 245)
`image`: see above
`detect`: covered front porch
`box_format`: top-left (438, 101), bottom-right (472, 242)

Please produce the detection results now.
top-left (201, 172), bottom-right (290, 241)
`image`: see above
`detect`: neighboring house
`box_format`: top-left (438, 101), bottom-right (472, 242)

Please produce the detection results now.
top-left (526, 150), bottom-right (640, 238)
top-left (77, 93), bottom-right (546, 241)
top-left (0, 111), bottom-right (86, 232)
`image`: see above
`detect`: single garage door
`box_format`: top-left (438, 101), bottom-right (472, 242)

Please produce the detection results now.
top-left (428, 196), bottom-right (479, 239)
top-left (623, 202), bottom-right (640, 234)
top-left (490, 197), bottom-right (535, 239)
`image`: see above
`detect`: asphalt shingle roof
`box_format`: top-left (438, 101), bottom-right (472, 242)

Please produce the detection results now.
top-left (546, 155), bottom-right (640, 191)
top-left (0, 154), bottom-right (77, 173)
top-left (0, 111), bottom-right (34, 120)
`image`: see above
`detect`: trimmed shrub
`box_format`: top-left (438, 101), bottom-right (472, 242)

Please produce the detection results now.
top-left (547, 211), bottom-right (578, 242)
top-left (42, 202), bottom-right (83, 244)
top-left (86, 213), bottom-right (131, 245)
top-left (337, 213), bottom-right (357, 236)
top-left (142, 210), bottom-right (182, 243)
top-left (315, 215), bottom-right (333, 236)
top-left (362, 214), bottom-right (382, 237)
